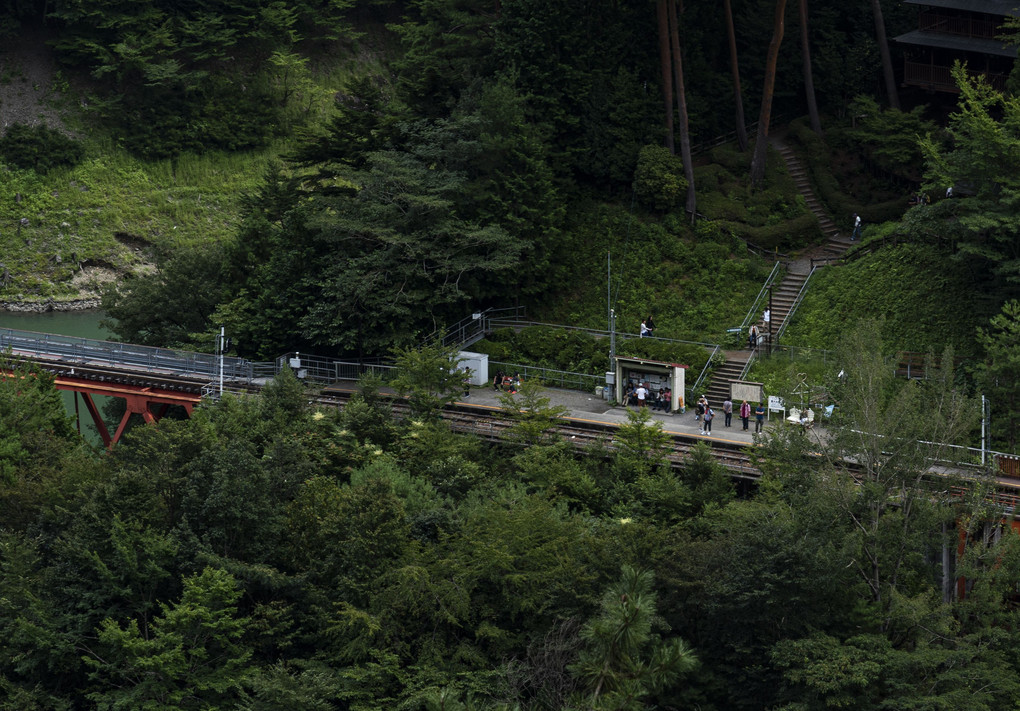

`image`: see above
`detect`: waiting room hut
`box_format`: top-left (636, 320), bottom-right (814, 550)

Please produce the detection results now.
top-left (612, 356), bottom-right (687, 412)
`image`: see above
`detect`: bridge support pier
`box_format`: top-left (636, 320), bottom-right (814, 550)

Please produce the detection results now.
top-left (59, 379), bottom-right (200, 449)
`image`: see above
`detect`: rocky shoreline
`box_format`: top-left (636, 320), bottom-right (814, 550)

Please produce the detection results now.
top-left (0, 298), bottom-right (102, 313)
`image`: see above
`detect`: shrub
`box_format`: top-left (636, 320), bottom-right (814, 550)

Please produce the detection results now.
top-left (472, 326), bottom-right (710, 377)
top-left (0, 123), bottom-right (84, 173)
top-left (633, 144), bottom-right (687, 211)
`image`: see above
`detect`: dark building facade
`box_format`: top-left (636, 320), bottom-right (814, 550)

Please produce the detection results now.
top-left (894, 0), bottom-right (1019, 92)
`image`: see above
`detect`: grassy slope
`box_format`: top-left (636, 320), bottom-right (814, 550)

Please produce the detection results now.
top-left (0, 25), bottom-right (391, 303)
top-left (0, 148), bottom-right (275, 300)
top-left (783, 242), bottom-right (993, 360)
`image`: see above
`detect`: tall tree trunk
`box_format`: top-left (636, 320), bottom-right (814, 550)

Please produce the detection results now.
top-left (750, 0), bottom-right (787, 187)
top-left (668, 0), bottom-right (696, 219)
top-left (723, 0), bottom-right (748, 151)
top-left (871, 0), bottom-right (901, 109)
top-left (799, 0), bottom-right (822, 134)
top-left (657, 0), bottom-right (675, 154)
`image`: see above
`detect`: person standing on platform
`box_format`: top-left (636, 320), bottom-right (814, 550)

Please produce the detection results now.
top-left (740, 400), bottom-right (751, 430)
top-left (723, 397), bottom-right (733, 427)
top-left (754, 402), bottom-right (766, 433)
top-left (701, 405), bottom-right (714, 435)
top-left (636, 382), bottom-right (648, 407)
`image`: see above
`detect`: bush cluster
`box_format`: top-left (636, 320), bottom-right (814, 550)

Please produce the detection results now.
top-left (473, 326), bottom-right (710, 377)
top-left (0, 123), bottom-right (84, 173)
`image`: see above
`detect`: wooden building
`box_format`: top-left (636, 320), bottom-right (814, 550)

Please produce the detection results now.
top-left (894, 0), bottom-right (1018, 92)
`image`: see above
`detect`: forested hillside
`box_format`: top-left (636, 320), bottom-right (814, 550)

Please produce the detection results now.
top-left (5, 0), bottom-right (1020, 708)
top-left (3, 324), bottom-right (1020, 710)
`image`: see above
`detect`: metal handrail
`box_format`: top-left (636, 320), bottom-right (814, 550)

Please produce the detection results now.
top-left (775, 266), bottom-right (817, 343)
top-left (489, 361), bottom-right (604, 393)
top-left (485, 319), bottom-right (719, 349)
top-left (738, 348), bottom-right (758, 381)
top-left (0, 327), bottom-right (254, 381)
top-left (439, 306), bottom-right (528, 350)
top-left (689, 344), bottom-right (720, 401)
top-left (740, 262), bottom-right (783, 333)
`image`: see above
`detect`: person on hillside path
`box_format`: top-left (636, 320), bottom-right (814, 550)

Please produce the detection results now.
top-left (701, 405), bottom-right (714, 435)
top-left (851, 213), bottom-right (861, 241)
top-left (754, 402), bottom-right (766, 433)
top-left (646, 315), bottom-right (656, 335)
top-left (723, 398), bottom-right (733, 427)
top-left (640, 320), bottom-right (651, 338)
top-left (740, 400), bottom-right (751, 430)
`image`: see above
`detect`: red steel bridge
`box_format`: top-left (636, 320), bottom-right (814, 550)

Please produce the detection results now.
top-left (0, 327), bottom-right (265, 447)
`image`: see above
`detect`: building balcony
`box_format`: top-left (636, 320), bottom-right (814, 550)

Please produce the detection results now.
top-left (903, 59), bottom-right (1007, 92)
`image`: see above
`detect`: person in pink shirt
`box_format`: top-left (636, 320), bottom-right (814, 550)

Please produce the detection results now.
top-left (740, 400), bottom-right (751, 431)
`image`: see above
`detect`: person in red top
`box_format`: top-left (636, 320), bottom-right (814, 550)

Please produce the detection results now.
top-left (740, 400), bottom-right (751, 431)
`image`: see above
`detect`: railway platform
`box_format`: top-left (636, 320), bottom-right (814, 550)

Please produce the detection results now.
top-left (454, 382), bottom-right (827, 447)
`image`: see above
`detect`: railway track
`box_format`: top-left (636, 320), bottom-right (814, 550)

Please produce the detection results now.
top-left (316, 387), bottom-right (760, 478)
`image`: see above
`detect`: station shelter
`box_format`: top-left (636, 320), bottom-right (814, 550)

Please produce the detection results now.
top-left (611, 356), bottom-right (687, 412)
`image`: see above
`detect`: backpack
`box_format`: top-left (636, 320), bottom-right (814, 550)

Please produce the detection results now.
top-left (705, 408), bottom-right (714, 421)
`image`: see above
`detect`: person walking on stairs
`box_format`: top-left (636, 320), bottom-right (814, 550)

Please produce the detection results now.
top-left (851, 213), bottom-right (862, 241)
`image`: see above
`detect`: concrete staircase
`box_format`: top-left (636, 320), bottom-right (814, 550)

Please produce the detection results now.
top-left (703, 351), bottom-right (751, 407)
top-left (701, 136), bottom-right (857, 408)
top-left (773, 143), bottom-right (853, 258)
top-left (702, 268), bottom-right (809, 407)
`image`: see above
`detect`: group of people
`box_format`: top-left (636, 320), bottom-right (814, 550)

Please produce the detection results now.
top-left (639, 315), bottom-right (656, 338)
top-left (695, 395), bottom-right (766, 435)
top-left (492, 371), bottom-right (521, 394)
top-left (624, 381), bottom-right (672, 412)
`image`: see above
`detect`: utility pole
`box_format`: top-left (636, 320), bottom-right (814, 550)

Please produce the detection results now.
top-left (218, 325), bottom-right (225, 398)
top-left (981, 394), bottom-right (987, 466)
top-left (610, 308), bottom-right (617, 371)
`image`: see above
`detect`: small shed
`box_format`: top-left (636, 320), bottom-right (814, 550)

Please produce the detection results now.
top-left (613, 356), bottom-right (687, 412)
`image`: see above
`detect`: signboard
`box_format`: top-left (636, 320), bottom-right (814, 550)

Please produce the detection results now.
top-left (730, 381), bottom-right (764, 404)
top-left (768, 395), bottom-right (784, 420)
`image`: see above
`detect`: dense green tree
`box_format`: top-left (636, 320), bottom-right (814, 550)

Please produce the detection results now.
top-left (102, 243), bottom-right (227, 350)
top-left (919, 64), bottom-right (1020, 294)
top-left (497, 378), bottom-right (568, 446)
top-left (0, 356), bottom-right (83, 530)
top-left (84, 566), bottom-right (252, 709)
top-left (48, 0), bottom-right (356, 157)
top-left (568, 566), bottom-right (698, 711)
top-left (391, 339), bottom-right (465, 420)
top-left (974, 299), bottom-right (1020, 451)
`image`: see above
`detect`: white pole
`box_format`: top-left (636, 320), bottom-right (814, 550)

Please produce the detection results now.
top-left (981, 394), bottom-right (987, 466)
top-left (219, 325), bottom-right (225, 398)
